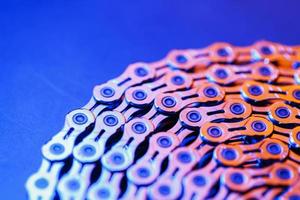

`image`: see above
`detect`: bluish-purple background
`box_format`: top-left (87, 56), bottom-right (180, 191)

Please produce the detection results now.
top-left (0, 0), bottom-right (299, 198)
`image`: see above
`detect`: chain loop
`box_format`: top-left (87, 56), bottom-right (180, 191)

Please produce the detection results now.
top-left (27, 41), bottom-right (300, 200)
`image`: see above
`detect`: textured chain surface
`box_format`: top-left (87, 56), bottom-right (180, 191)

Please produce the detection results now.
top-left (26, 41), bottom-right (300, 200)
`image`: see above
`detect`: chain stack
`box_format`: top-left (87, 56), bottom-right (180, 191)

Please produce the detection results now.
top-left (26, 41), bottom-right (300, 200)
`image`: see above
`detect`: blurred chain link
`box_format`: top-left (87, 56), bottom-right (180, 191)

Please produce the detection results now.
top-left (26, 41), bottom-right (300, 200)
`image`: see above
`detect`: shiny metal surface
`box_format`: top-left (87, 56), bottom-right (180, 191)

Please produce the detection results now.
top-left (26, 41), bottom-right (300, 200)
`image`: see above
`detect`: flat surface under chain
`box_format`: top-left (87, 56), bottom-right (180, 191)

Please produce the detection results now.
top-left (26, 41), bottom-right (300, 200)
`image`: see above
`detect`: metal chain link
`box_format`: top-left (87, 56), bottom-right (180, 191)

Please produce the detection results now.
top-left (26, 41), bottom-right (300, 200)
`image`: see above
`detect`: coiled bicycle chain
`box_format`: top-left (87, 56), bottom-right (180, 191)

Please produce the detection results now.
top-left (26, 41), bottom-right (300, 200)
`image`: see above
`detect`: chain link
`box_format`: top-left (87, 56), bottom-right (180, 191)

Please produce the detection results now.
top-left (26, 41), bottom-right (300, 200)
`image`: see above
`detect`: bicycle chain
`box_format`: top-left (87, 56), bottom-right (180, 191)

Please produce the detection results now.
top-left (26, 41), bottom-right (300, 200)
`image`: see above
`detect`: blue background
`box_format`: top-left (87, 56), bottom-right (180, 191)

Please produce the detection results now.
top-left (0, 0), bottom-right (299, 199)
